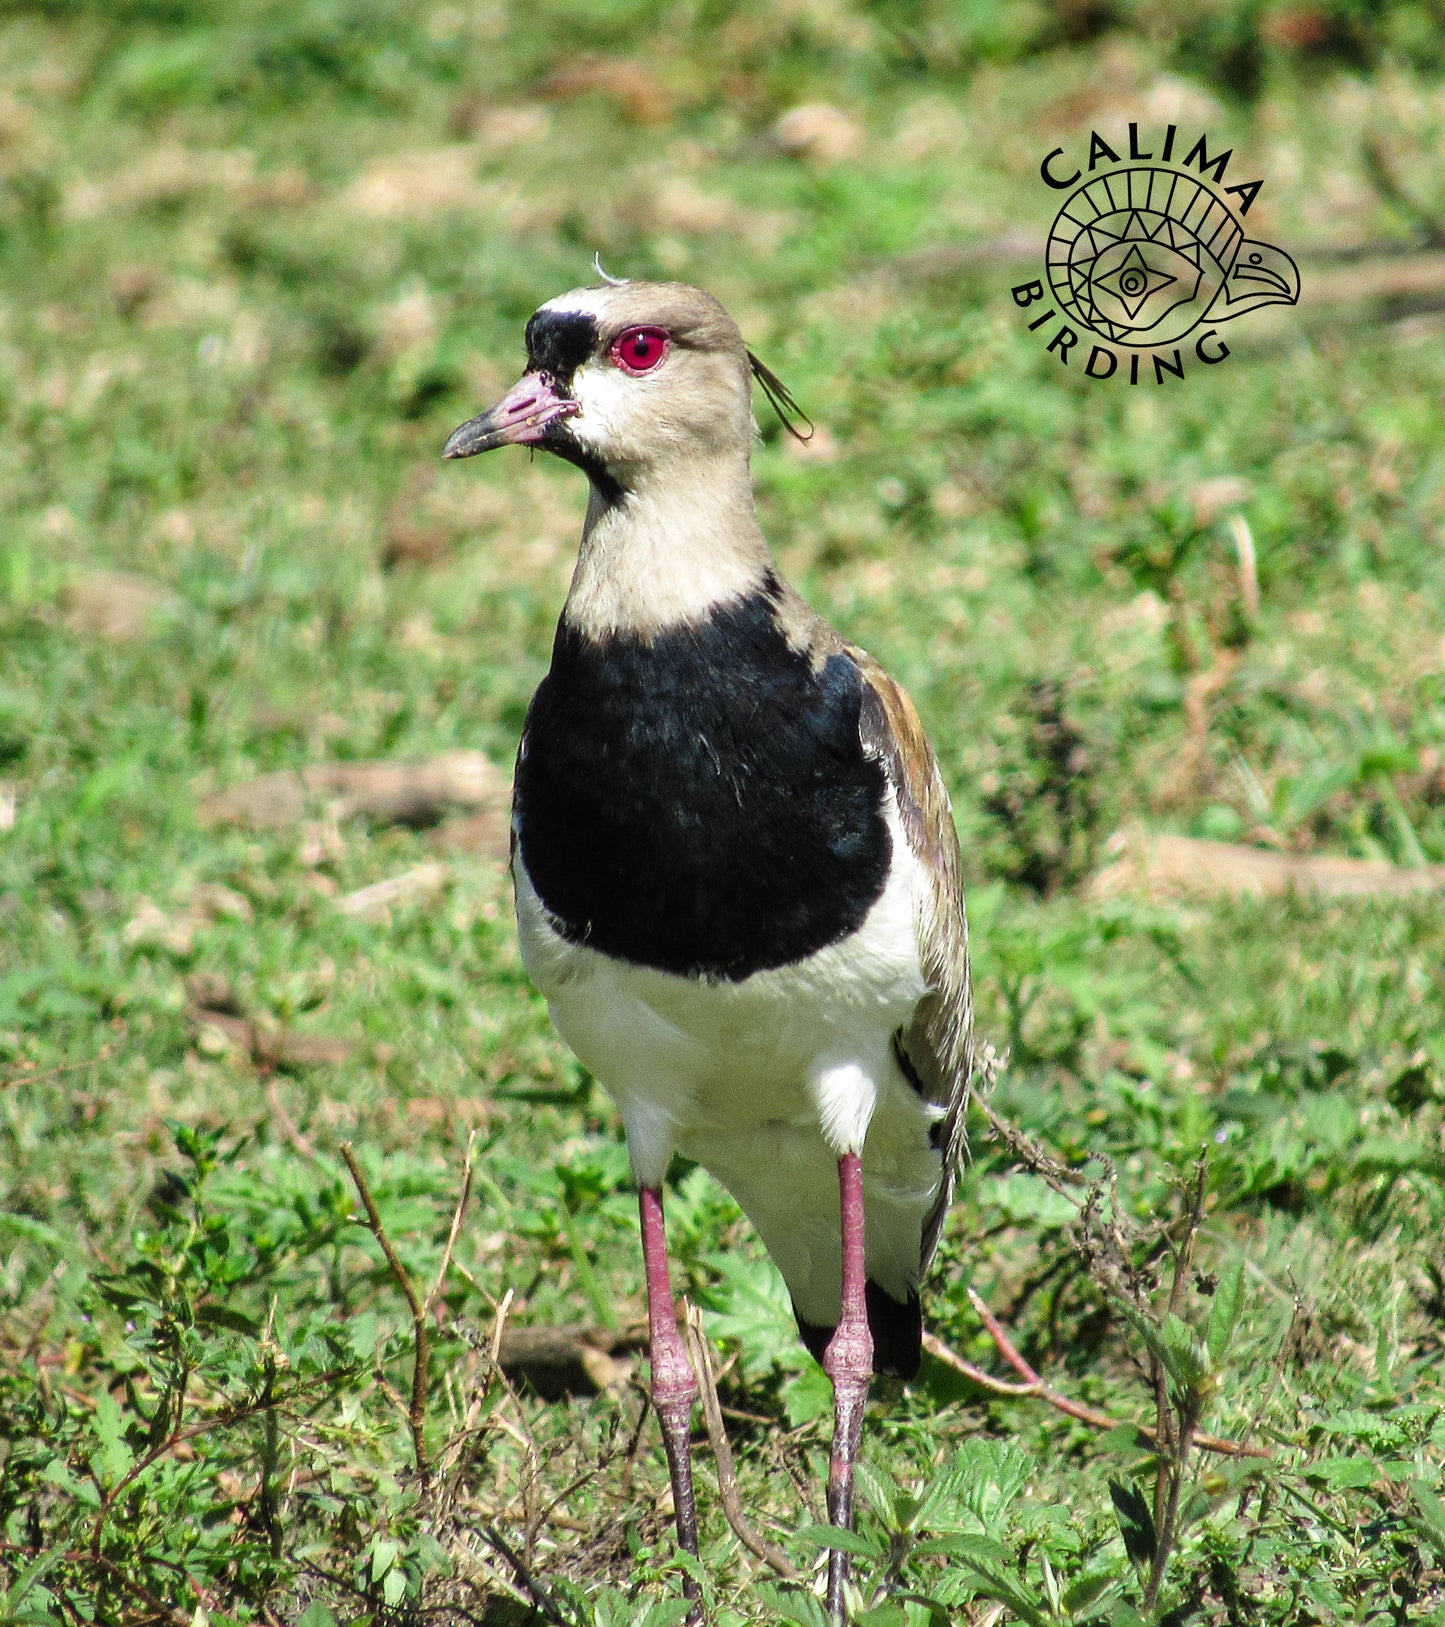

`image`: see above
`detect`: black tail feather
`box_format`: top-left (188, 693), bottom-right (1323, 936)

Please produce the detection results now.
top-left (794, 1281), bottom-right (923, 1381)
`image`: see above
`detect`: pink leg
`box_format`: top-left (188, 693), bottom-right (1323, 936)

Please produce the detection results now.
top-left (638, 1186), bottom-right (701, 1601)
top-left (823, 1152), bottom-right (873, 1623)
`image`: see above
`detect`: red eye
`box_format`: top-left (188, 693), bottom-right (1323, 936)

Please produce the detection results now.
top-left (611, 326), bottom-right (670, 374)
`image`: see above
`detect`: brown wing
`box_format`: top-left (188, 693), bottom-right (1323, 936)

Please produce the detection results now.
top-left (853, 647), bottom-right (974, 1271)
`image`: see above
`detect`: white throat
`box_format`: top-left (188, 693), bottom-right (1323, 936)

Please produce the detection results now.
top-left (563, 453), bottom-right (773, 641)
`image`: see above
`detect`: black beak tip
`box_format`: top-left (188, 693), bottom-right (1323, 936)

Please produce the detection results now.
top-left (441, 421), bottom-right (482, 460)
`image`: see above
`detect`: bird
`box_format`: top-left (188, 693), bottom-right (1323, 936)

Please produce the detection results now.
top-left (442, 277), bottom-right (973, 1621)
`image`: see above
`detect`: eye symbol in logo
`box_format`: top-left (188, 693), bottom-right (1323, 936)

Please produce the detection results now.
top-left (1047, 166), bottom-right (1299, 346)
top-left (1094, 245), bottom-right (1180, 313)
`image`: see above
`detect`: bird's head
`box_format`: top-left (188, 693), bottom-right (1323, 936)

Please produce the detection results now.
top-left (442, 280), bottom-right (758, 495)
top-left (1219, 239), bottom-right (1301, 319)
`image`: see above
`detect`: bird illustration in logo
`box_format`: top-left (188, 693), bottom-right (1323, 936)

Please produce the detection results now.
top-left (1048, 167), bottom-right (1299, 346)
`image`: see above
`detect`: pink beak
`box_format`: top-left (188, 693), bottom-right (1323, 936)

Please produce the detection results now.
top-left (442, 371), bottom-right (580, 458)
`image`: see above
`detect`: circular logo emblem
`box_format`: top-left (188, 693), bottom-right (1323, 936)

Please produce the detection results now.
top-left (1046, 166), bottom-right (1298, 348)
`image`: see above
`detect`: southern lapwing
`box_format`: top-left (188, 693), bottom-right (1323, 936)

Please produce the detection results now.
top-left (443, 279), bottom-right (973, 1619)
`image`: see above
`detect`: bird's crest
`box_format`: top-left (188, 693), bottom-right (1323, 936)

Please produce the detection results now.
top-left (747, 350), bottom-right (814, 443)
top-left (593, 253), bottom-right (630, 287)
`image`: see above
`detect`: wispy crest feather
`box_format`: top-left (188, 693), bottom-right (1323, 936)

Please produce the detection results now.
top-left (747, 351), bottom-right (814, 443)
top-left (593, 253), bottom-right (630, 287)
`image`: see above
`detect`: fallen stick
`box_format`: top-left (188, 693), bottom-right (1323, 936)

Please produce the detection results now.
top-left (1090, 828), bottom-right (1445, 902)
top-left (198, 750), bottom-right (506, 831)
top-left (339, 1143), bottom-right (431, 1484)
top-left (0, 1052), bottom-right (109, 1091)
top-left (683, 1303), bottom-right (799, 1580)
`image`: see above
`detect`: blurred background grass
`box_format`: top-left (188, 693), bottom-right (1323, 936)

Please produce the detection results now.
top-left (3, 2), bottom-right (1445, 1623)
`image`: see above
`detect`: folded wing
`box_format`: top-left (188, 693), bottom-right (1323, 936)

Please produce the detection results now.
top-left (853, 648), bottom-right (975, 1272)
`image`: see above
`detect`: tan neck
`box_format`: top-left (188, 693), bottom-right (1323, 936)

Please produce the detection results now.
top-left (562, 451), bottom-right (774, 641)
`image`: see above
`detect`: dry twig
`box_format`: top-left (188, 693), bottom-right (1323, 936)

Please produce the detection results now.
top-left (198, 751), bottom-right (506, 832)
top-left (0, 1053), bottom-right (108, 1092)
top-left (265, 1079), bottom-right (319, 1161)
top-left (974, 1095), bottom-right (1091, 1197)
top-left (1089, 829), bottom-right (1445, 902)
top-left (1228, 514), bottom-right (1259, 619)
top-left (929, 1292), bottom-right (1269, 1461)
top-left (431, 1133), bottom-right (478, 1313)
top-left (339, 1135), bottom-right (475, 1486)
top-left (967, 1101), bottom-right (1269, 1461)
top-left (1362, 134), bottom-right (1445, 249)
top-left (477, 1523), bottom-right (571, 1626)
top-left (1142, 1157), bottom-right (1212, 1610)
top-left (683, 1303), bottom-right (799, 1579)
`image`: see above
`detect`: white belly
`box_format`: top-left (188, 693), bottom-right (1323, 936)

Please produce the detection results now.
top-left (511, 800), bottom-right (945, 1324)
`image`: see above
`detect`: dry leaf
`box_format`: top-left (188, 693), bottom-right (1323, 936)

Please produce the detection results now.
top-left (64, 148), bottom-right (308, 218)
top-left (186, 994), bottom-right (354, 1072)
top-left (427, 808), bottom-right (512, 863)
top-left (190, 883), bottom-right (253, 924)
top-left (338, 147), bottom-right (483, 219)
top-left (449, 99), bottom-right (553, 146)
top-left (894, 235), bottom-right (1038, 280)
top-left (381, 522), bottom-right (455, 570)
top-left (248, 704), bottom-right (348, 741)
top-left (375, 284), bottom-right (439, 361)
top-left (497, 1323), bottom-right (641, 1398)
top-left (185, 971), bottom-right (243, 1016)
top-left (1187, 477), bottom-right (1252, 526)
top-left (648, 177), bottom-right (734, 235)
top-left (536, 55), bottom-right (674, 125)
top-left (63, 570), bottom-right (182, 642)
top-left (107, 264), bottom-right (162, 318)
top-left (772, 103), bottom-right (865, 163)
top-left (1304, 254), bottom-right (1445, 310)
top-left (122, 899), bottom-right (194, 956)
top-left (404, 1097), bottom-right (451, 1129)
top-left (124, 885), bottom-right (259, 958)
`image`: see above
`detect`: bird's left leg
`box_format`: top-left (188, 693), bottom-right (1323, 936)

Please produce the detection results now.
top-left (822, 1150), bottom-right (873, 1622)
top-left (638, 1185), bottom-right (701, 1597)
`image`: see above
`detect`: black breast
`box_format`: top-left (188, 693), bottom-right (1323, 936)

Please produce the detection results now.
top-left (514, 587), bottom-right (892, 981)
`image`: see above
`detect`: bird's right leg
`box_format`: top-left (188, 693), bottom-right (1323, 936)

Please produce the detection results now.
top-left (638, 1185), bottom-right (701, 1596)
top-left (822, 1150), bottom-right (874, 1623)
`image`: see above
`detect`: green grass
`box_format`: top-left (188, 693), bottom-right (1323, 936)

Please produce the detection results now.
top-left (3, 3), bottom-right (1445, 1623)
